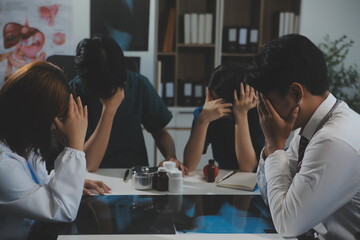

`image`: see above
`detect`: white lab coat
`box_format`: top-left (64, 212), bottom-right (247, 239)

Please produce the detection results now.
top-left (0, 142), bottom-right (86, 222)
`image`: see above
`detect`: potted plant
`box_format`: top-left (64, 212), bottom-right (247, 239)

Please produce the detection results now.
top-left (318, 35), bottom-right (360, 112)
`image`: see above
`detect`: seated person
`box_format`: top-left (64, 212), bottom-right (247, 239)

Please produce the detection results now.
top-left (0, 61), bottom-right (108, 225)
top-left (69, 35), bottom-right (187, 173)
top-left (247, 34), bottom-right (360, 239)
top-left (184, 62), bottom-right (264, 171)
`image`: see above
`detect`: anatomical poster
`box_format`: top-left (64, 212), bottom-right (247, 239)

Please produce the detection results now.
top-left (0, 0), bottom-right (73, 85)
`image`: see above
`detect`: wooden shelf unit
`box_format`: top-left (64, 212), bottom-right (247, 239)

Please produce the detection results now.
top-left (156, 0), bottom-right (301, 107)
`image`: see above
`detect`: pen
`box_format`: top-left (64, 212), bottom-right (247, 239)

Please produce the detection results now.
top-left (123, 168), bottom-right (130, 182)
top-left (216, 170), bottom-right (235, 183)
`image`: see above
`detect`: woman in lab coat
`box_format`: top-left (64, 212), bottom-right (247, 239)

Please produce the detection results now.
top-left (0, 61), bottom-right (101, 227)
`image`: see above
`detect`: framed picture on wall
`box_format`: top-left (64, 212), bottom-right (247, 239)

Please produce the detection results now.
top-left (90, 0), bottom-right (150, 51)
top-left (0, 0), bottom-right (74, 85)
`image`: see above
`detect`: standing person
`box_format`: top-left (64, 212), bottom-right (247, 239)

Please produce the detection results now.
top-left (183, 63), bottom-right (264, 171)
top-left (70, 35), bottom-right (187, 173)
top-left (246, 34), bottom-right (360, 239)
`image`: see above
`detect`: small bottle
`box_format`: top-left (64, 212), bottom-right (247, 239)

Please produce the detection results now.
top-left (168, 170), bottom-right (183, 193)
top-left (163, 161), bottom-right (176, 171)
top-left (207, 159), bottom-right (216, 182)
top-left (152, 171), bottom-right (158, 189)
top-left (156, 167), bottom-right (168, 191)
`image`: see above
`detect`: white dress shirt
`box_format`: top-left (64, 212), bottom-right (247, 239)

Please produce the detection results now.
top-left (0, 142), bottom-right (86, 222)
top-left (257, 94), bottom-right (360, 239)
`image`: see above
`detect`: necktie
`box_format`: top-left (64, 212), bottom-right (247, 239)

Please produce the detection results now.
top-left (296, 136), bottom-right (319, 240)
top-left (296, 136), bottom-right (309, 173)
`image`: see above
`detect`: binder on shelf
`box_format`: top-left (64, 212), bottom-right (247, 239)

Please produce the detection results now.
top-left (279, 12), bottom-right (285, 37)
top-left (157, 61), bottom-right (162, 97)
top-left (190, 13), bottom-right (198, 44)
top-left (178, 81), bottom-right (193, 106)
top-left (294, 15), bottom-right (300, 34)
top-left (223, 26), bottom-right (237, 52)
top-left (163, 82), bottom-right (175, 106)
top-left (204, 13), bottom-right (213, 44)
top-left (283, 12), bottom-right (289, 36)
top-left (237, 27), bottom-right (248, 53)
top-left (194, 83), bottom-right (204, 106)
top-left (249, 29), bottom-right (259, 53)
top-left (162, 8), bottom-right (176, 52)
top-left (184, 14), bottom-right (191, 44)
top-left (288, 12), bottom-right (295, 35)
top-left (271, 12), bottom-right (282, 38)
top-left (274, 11), bottom-right (298, 38)
top-left (198, 14), bottom-right (205, 44)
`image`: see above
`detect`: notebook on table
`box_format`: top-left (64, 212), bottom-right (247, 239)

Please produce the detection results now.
top-left (216, 172), bottom-right (257, 191)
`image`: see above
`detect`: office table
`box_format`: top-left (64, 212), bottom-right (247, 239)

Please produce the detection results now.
top-left (27, 169), bottom-right (294, 240)
top-left (86, 168), bottom-right (260, 195)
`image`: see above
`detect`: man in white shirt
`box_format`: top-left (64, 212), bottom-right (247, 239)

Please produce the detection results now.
top-left (246, 34), bottom-right (360, 239)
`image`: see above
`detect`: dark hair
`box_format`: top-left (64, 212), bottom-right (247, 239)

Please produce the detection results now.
top-left (205, 62), bottom-right (245, 103)
top-left (75, 35), bottom-right (127, 99)
top-left (0, 61), bottom-right (70, 160)
top-left (245, 34), bottom-right (329, 96)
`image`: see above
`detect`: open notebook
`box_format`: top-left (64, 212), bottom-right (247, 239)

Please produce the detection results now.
top-left (216, 172), bottom-right (257, 191)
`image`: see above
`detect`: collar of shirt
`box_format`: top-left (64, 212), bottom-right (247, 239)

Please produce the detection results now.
top-left (300, 93), bottom-right (337, 140)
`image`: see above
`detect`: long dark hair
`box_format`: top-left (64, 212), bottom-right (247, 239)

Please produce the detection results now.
top-left (205, 62), bottom-right (245, 103)
top-left (0, 61), bottom-right (70, 161)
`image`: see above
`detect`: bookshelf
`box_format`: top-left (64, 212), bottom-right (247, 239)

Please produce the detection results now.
top-left (156, 0), bottom-right (217, 107)
top-left (220, 0), bottom-right (261, 65)
top-left (151, 0), bottom-right (302, 167)
top-left (156, 0), bottom-right (301, 107)
top-left (261, 0), bottom-right (301, 44)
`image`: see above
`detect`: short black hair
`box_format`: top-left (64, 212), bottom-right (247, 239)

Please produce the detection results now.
top-left (75, 35), bottom-right (127, 99)
top-left (205, 62), bottom-right (245, 103)
top-left (245, 34), bottom-right (329, 96)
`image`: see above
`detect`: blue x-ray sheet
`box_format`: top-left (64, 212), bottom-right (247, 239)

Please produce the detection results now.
top-left (25, 194), bottom-right (276, 239)
top-left (173, 195), bottom-right (275, 233)
top-left (74, 194), bottom-right (275, 234)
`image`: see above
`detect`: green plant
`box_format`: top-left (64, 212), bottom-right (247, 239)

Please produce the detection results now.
top-left (318, 35), bottom-right (360, 112)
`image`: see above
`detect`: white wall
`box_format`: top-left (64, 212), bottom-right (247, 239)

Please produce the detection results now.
top-left (72, 0), bottom-right (90, 52)
top-left (300, 0), bottom-right (360, 67)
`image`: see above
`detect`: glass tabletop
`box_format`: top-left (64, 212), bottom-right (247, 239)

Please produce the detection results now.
top-left (26, 194), bottom-right (275, 239)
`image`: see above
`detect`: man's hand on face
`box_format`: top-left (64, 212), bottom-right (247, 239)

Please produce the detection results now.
top-left (257, 93), bottom-right (299, 158)
top-left (100, 87), bottom-right (125, 114)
